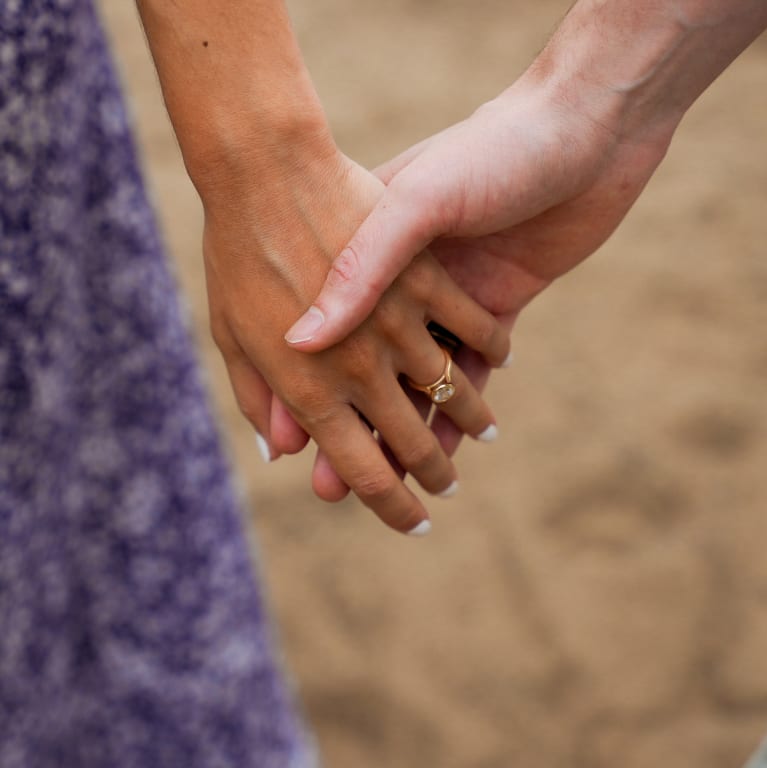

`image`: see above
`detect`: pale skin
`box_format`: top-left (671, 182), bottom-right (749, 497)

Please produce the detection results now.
top-left (283, 0), bottom-right (767, 465)
top-left (136, 0), bottom-right (511, 535)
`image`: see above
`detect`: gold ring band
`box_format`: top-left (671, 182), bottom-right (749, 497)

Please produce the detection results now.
top-left (408, 348), bottom-right (456, 405)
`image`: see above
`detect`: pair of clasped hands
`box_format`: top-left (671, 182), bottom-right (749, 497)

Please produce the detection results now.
top-left (187, 0), bottom-right (767, 536)
top-left (202, 73), bottom-right (673, 537)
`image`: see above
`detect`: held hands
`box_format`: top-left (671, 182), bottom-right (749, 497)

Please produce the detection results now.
top-left (201, 147), bottom-right (509, 534)
top-left (198, 3), bottom-right (724, 530)
top-left (286, 75), bottom-right (677, 455)
top-left (289, 78), bottom-right (675, 349)
top-left (144, 0), bottom-right (767, 537)
top-left (276, 0), bottom-right (765, 494)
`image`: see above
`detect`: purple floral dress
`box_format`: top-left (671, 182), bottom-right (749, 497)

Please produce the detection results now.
top-left (0, 2), bottom-right (315, 766)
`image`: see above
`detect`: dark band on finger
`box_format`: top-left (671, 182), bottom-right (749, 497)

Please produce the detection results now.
top-left (426, 321), bottom-right (462, 355)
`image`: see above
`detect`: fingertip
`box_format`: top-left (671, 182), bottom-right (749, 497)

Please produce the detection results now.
top-left (406, 519), bottom-right (432, 537)
top-left (283, 301), bottom-right (362, 353)
top-left (487, 335), bottom-right (513, 369)
top-left (476, 423), bottom-right (499, 443)
top-left (270, 398), bottom-right (310, 455)
top-left (284, 306), bottom-right (325, 346)
top-left (437, 480), bottom-right (459, 499)
top-left (499, 348), bottom-right (514, 369)
top-left (271, 429), bottom-right (310, 456)
top-left (255, 431), bottom-right (273, 464)
top-left (396, 497), bottom-right (432, 537)
top-left (313, 477), bottom-right (351, 503)
top-left (312, 450), bottom-right (351, 502)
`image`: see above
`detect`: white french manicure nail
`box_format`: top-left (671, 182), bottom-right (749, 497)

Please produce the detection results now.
top-left (407, 520), bottom-right (432, 537)
top-left (477, 424), bottom-right (498, 443)
top-left (501, 349), bottom-right (514, 368)
top-left (255, 432), bottom-right (272, 463)
top-left (438, 480), bottom-right (459, 499)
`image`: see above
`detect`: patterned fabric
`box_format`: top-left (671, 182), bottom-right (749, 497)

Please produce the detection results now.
top-left (0, 1), bottom-right (315, 766)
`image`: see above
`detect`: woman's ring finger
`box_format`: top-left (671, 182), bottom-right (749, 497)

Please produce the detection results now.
top-left (407, 347), bottom-right (456, 405)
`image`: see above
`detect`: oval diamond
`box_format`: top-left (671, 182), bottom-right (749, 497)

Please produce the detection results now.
top-left (432, 383), bottom-right (456, 404)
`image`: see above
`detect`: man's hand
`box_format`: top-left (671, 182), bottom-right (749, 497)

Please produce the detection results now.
top-left (286, 0), bottom-right (767, 353)
top-left (296, 84), bottom-right (670, 493)
top-left (138, 0), bottom-right (511, 533)
top-left (285, 0), bottom-right (767, 460)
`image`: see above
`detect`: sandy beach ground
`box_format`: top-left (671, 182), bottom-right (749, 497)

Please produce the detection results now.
top-left (100, 3), bottom-right (767, 766)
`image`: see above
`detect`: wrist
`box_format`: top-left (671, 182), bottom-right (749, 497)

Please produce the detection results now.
top-left (182, 96), bottom-right (338, 205)
top-left (523, 0), bottom-right (685, 149)
top-left (524, 0), bottom-right (767, 151)
top-left (137, 0), bottom-right (338, 203)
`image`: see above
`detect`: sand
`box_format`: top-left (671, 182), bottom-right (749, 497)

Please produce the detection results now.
top-left (100, 2), bottom-right (767, 766)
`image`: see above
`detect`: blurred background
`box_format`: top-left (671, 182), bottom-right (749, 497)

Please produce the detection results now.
top-left (100, 2), bottom-right (767, 766)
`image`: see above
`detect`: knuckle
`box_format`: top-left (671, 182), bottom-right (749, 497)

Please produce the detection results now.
top-left (400, 256), bottom-right (437, 302)
top-left (353, 470), bottom-right (397, 505)
top-left (371, 296), bottom-right (407, 339)
top-left (335, 336), bottom-right (383, 386)
top-left (297, 405), bottom-right (337, 434)
top-left (279, 380), bottom-right (336, 428)
top-left (327, 246), bottom-right (361, 290)
top-left (399, 435), bottom-right (440, 474)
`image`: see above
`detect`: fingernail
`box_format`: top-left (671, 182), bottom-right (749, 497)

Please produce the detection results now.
top-left (255, 432), bottom-right (272, 463)
top-left (285, 306), bottom-right (325, 344)
top-left (407, 519), bottom-right (432, 537)
top-left (501, 349), bottom-right (514, 368)
top-left (438, 480), bottom-right (459, 499)
top-left (477, 424), bottom-right (498, 443)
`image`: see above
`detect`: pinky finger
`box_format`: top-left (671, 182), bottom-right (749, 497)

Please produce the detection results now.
top-left (270, 397), bottom-right (310, 456)
top-left (225, 353), bottom-right (282, 462)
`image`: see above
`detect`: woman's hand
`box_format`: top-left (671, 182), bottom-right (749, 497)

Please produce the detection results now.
top-left (136, 0), bottom-right (510, 532)
top-left (202, 150), bottom-right (509, 533)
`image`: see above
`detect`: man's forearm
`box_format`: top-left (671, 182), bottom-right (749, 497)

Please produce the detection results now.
top-left (136, 0), bottom-right (334, 197)
top-left (526, 0), bottom-right (767, 143)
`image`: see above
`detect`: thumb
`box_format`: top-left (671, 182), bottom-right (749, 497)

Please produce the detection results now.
top-left (284, 176), bottom-right (441, 351)
top-left (372, 133), bottom-right (435, 184)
